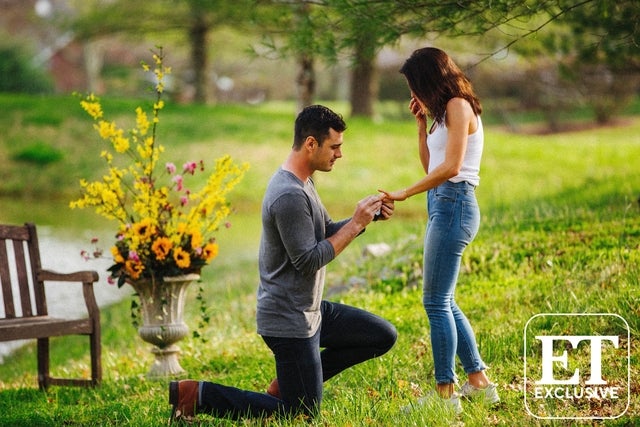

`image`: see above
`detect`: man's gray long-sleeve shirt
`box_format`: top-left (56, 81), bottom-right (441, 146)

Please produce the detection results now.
top-left (256, 168), bottom-right (349, 338)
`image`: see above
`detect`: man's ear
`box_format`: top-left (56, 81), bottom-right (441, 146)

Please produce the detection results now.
top-left (304, 136), bottom-right (317, 151)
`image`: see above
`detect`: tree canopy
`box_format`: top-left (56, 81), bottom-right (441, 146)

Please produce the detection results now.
top-left (66, 0), bottom-right (640, 118)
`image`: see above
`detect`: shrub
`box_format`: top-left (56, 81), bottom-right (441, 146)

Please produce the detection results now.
top-left (0, 44), bottom-right (53, 94)
top-left (11, 141), bottom-right (63, 165)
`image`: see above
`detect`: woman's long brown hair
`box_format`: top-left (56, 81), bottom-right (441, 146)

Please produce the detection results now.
top-left (400, 47), bottom-right (482, 125)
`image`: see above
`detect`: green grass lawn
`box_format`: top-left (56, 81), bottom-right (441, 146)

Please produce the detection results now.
top-left (0, 95), bottom-right (638, 426)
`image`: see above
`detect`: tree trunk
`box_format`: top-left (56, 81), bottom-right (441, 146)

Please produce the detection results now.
top-left (296, 53), bottom-right (315, 112)
top-left (349, 40), bottom-right (377, 118)
top-left (293, 1), bottom-right (314, 112)
top-left (83, 40), bottom-right (104, 94)
top-left (189, 13), bottom-right (209, 104)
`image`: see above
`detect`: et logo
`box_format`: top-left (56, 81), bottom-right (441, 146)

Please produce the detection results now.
top-left (524, 313), bottom-right (630, 420)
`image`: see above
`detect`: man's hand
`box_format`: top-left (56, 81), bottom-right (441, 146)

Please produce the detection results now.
top-left (374, 199), bottom-right (395, 221)
top-left (352, 195), bottom-right (383, 228)
top-left (326, 194), bottom-right (382, 257)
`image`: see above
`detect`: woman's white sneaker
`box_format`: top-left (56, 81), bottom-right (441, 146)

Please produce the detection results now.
top-left (405, 391), bottom-right (463, 415)
top-left (459, 382), bottom-right (500, 405)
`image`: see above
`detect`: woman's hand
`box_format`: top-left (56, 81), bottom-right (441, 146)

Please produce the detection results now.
top-left (409, 97), bottom-right (427, 126)
top-left (378, 189), bottom-right (408, 202)
top-left (409, 97), bottom-right (422, 116)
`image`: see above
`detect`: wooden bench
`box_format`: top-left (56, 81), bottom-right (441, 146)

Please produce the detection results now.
top-left (0, 223), bottom-right (101, 389)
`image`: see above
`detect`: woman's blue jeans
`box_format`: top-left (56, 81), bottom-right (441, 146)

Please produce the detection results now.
top-left (423, 180), bottom-right (487, 384)
top-left (198, 300), bottom-right (397, 419)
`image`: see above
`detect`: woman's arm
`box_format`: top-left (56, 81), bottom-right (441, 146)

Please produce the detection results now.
top-left (410, 97), bottom-right (430, 175)
top-left (380, 97), bottom-right (473, 201)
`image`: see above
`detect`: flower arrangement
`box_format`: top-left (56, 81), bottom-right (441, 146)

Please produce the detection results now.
top-left (70, 48), bottom-right (249, 288)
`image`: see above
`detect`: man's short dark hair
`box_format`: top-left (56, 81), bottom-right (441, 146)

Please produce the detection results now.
top-left (293, 105), bottom-right (346, 149)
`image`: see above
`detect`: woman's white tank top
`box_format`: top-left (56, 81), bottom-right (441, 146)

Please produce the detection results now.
top-left (427, 115), bottom-right (483, 186)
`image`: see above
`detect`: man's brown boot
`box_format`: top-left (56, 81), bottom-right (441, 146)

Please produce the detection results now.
top-left (266, 378), bottom-right (281, 399)
top-left (169, 380), bottom-right (199, 421)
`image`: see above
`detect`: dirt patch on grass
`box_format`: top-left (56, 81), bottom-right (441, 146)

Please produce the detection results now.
top-left (506, 117), bottom-right (635, 135)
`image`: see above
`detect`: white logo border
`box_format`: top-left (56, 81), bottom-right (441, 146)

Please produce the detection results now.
top-left (523, 312), bottom-right (631, 420)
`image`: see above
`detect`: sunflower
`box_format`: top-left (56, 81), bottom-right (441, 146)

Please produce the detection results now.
top-left (173, 247), bottom-right (191, 269)
top-left (151, 237), bottom-right (172, 260)
top-left (125, 260), bottom-right (144, 280)
top-left (202, 242), bottom-right (219, 262)
top-left (132, 218), bottom-right (156, 243)
top-left (111, 245), bottom-right (125, 264)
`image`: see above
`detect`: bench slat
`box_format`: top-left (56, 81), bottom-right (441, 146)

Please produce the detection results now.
top-left (26, 223), bottom-right (48, 317)
top-left (0, 240), bottom-right (16, 318)
top-left (12, 240), bottom-right (34, 317)
top-left (0, 225), bottom-right (30, 241)
top-left (0, 316), bottom-right (93, 341)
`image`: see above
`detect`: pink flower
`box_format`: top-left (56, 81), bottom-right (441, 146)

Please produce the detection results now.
top-left (180, 196), bottom-right (188, 206)
top-left (172, 175), bottom-right (183, 191)
top-left (128, 251), bottom-right (140, 262)
top-left (166, 162), bottom-right (176, 174)
top-left (183, 161), bottom-right (197, 175)
top-left (107, 276), bottom-right (115, 285)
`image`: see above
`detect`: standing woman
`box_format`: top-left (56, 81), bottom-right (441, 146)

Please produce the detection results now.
top-left (379, 47), bottom-right (499, 413)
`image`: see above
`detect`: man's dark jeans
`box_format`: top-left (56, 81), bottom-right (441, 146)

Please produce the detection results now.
top-left (198, 300), bottom-right (397, 420)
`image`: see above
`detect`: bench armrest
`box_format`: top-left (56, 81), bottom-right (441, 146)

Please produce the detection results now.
top-left (38, 269), bottom-right (99, 283)
top-left (37, 269), bottom-right (101, 320)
